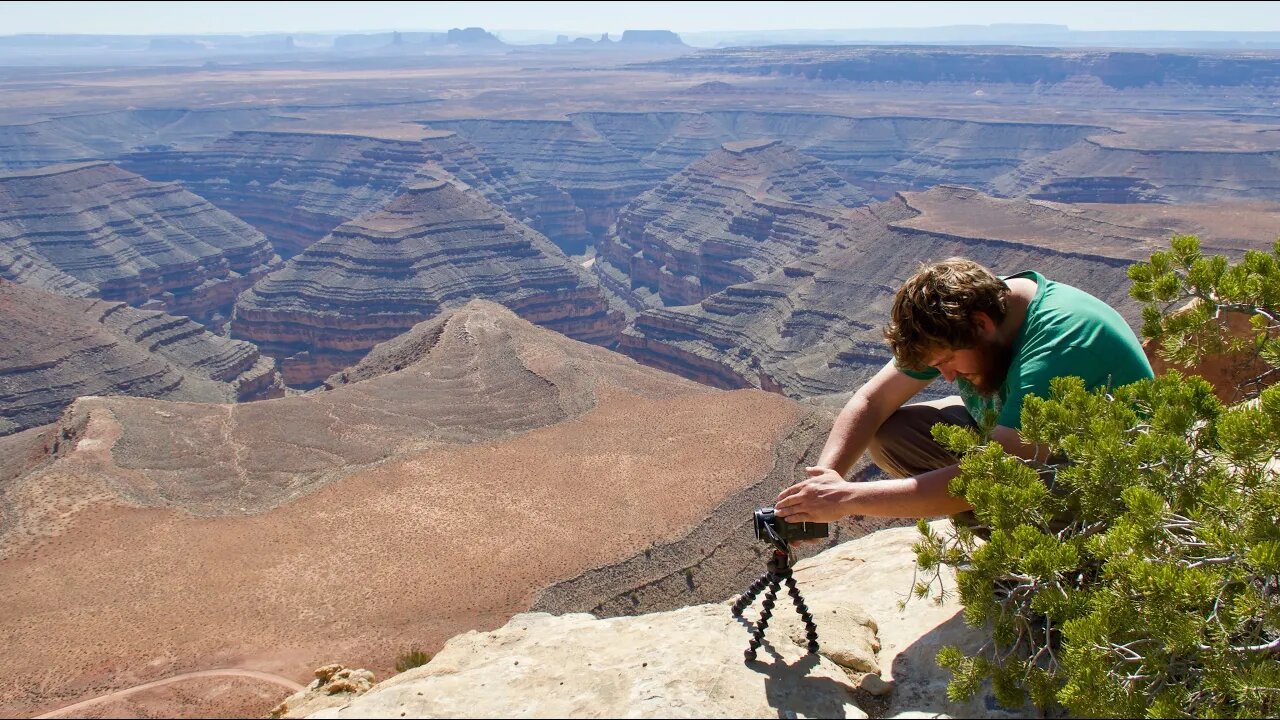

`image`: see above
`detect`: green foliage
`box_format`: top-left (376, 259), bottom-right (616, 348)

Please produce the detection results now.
top-left (395, 647), bottom-right (433, 673)
top-left (914, 237), bottom-right (1280, 717)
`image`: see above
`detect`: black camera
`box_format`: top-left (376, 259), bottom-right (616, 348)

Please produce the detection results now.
top-left (753, 506), bottom-right (829, 543)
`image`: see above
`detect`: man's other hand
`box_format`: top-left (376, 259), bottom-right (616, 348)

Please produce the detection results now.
top-left (774, 466), bottom-right (856, 524)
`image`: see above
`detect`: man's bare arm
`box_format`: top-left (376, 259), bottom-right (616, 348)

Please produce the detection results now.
top-left (815, 361), bottom-right (932, 477)
top-left (776, 424), bottom-right (1044, 522)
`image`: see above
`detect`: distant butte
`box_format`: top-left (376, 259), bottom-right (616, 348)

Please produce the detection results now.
top-left (231, 180), bottom-right (621, 386)
top-left (0, 161), bottom-right (279, 324)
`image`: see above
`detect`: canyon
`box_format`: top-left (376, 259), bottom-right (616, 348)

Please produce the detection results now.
top-left (0, 35), bottom-right (1278, 719)
top-left (0, 301), bottom-right (845, 717)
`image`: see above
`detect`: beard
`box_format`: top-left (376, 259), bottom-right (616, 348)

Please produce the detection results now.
top-left (966, 338), bottom-right (1015, 397)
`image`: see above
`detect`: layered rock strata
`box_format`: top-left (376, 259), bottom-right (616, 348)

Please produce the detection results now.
top-left (425, 118), bottom-right (670, 238)
top-left (620, 187), bottom-right (1280, 399)
top-left (596, 139), bottom-right (872, 312)
top-left (122, 129), bottom-right (591, 257)
top-left (0, 162), bottom-right (279, 323)
top-left (0, 280), bottom-right (281, 435)
top-left (232, 180), bottom-right (620, 386)
top-left (0, 301), bottom-right (828, 718)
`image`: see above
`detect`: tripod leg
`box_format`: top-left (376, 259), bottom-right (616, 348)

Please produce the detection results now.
top-left (745, 576), bottom-right (780, 661)
top-left (784, 574), bottom-right (819, 653)
top-left (730, 572), bottom-right (771, 617)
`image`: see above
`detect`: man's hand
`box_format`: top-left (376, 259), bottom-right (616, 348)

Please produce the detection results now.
top-left (774, 466), bottom-right (858, 524)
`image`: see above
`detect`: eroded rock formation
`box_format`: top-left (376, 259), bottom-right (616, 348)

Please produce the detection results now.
top-left (0, 280), bottom-right (281, 435)
top-left (596, 138), bottom-right (871, 312)
top-left (0, 301), bottom-right (835, 718)
top-left (232, 180), bottom-right (620, 386)
top-left (0, 161), bottom-right (279, 323)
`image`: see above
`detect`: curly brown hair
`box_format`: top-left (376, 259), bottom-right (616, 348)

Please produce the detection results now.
top-left (884, 258), bottom-right (1010, 371)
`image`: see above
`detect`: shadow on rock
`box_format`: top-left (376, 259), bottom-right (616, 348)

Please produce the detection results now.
top-left (755, 653), bottom-right (859, 719)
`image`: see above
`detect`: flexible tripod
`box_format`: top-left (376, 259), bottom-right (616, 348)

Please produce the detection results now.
top-left (730, 530), bottom-right (820, 662)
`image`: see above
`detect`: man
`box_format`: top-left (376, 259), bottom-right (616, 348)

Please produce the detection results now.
top-left (774, 258), bottom-right (1153, 523)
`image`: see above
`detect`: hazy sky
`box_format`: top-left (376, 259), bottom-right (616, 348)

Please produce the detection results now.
top-left (3, 1), bottom-right (1279, 35)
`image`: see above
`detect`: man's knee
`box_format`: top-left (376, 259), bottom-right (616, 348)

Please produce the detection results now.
top-left (866, 399), bottom-right (975, 479)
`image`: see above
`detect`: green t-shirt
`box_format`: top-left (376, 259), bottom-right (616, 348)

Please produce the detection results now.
top-left (898, 271), bottom-right (1154, 429)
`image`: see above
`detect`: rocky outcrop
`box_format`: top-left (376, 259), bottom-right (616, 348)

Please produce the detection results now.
top-left (0, 162), bottom-right (279, 323)
top-left (122, 129), bottom-right (592, 257)
top-left (232, 180), bottom-right (620, 386)
top-left (0, 301), bottom-right (831, 717)
top-left (271, 665), bottom-right (375, 719)
top-left (620, 188), bottom-right (1259, 399)
top-left (596, 139), bottom-right (871, 311)
top-left (289, 525), bottom-right (1009, 719)
top-left (0, 280), bottom-right (281, 435)
top-left (425, 119), bottom-right (670, 238)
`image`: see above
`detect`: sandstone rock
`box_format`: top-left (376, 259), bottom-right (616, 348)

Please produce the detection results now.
top-left (232, 179), bottom-right (621, 387)
top-left (297, 525), bottom-right (1017, 719)
top-left (857, 672), bottom-right (893, 696)
top-left (991, 136), bottom-right (1280, 203)
top-left (303, 606), bottom-right (869, 719)
top-left (0, 161), bottom-right (279, 322)
top-left (270, 665), bottom-right (375, 719)
top-left (0, 280), bottom-right (282, 434)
